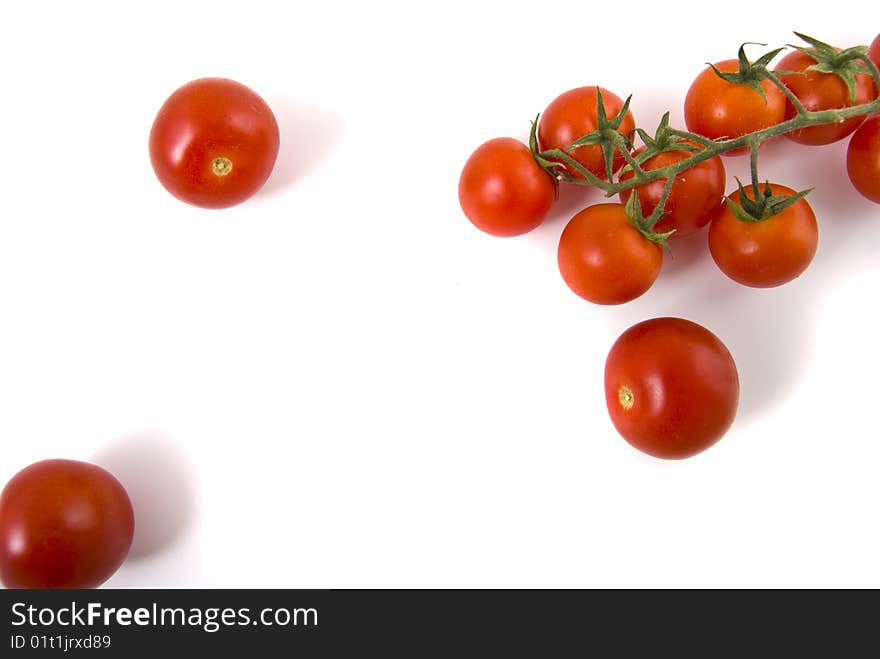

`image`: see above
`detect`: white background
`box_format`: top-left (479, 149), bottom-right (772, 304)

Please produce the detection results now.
top-left (1, 1), bottom-right (878, 588)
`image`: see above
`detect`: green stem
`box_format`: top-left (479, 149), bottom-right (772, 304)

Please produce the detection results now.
top-left (645, 174), bottom-right (677, 230)
top-left (749, 140), bottom-right (762, 200)
top-left (762, 68), bottom-right (809, 116)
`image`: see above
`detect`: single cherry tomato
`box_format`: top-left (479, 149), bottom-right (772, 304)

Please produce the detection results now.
top-left (618, 143), bottom-right (726, 237)
top-left (847, 115), bottom-right (880, 204)
top-left (774, 49), bottom-right (874, 145)
top-left (149, 78), bottom-right (280, 209)
top-left (708, 183), bottom-right (818, 287)
top-left (869, 33), bottom-right (880, 73)
top-left (557, 203), bottom-right (662, 305)
top-left (458, 137), bottom-right (557, 237)
top-left (684, 59), bottom-right (785, 155)
top-left (605, 317), bottom-right (739, 460)
top-left (0, 459), bottom-right (135, 589)
top-left (538, 86), bottom-right (636, 180)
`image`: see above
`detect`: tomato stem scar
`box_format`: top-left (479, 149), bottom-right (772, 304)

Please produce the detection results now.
top-left (212, 156), bottom-right (233, 177)
top-left (618, 386), bottom-right (634, 410)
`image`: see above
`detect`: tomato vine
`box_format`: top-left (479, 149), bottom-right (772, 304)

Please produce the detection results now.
top-left (531, 33), bottom-right (880, 230)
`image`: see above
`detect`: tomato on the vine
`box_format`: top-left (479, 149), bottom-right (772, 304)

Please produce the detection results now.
top-left (708, 183), bottom-right (818, 287)
top-left (459, 137), bottom-right (557, 237)
top-left (618, 144), bottom-right (726, 237)
top-left (604, 317), bottom-right (739, 460)
top-left (684, 60), bottom-right (786, 155)
top-left (773, 49), bottom-right (874, 145)
top-left (0, 460), bottom-right (135, 589)
top-left (557, 203), bottom-right (662, 305)
top-left (149, 78), bottom-right (280, 209)
top-left (847, 115), bottom-right (880, 204)
top-left (538, 86), bottom-right (636, 180)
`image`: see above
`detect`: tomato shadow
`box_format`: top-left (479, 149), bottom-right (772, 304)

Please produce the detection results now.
top-left (527, 183), bottom-right (599, 255)
top-left (607, 262), bottom-right (816, 432)
top-left (700, 285), bottom-right (815, 429)
top-left (791, 140), bottom-right (879, 266)
top-left (658, 229), bottom-right (713, 282)
top-left (258, 98), bottom-right (341, 197)
top-left (92, 431), bottom-right (196, 561)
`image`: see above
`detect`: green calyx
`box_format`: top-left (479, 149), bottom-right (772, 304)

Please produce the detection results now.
top-left (635, 113), bottom-right (699, 157)
top-left (566, 88), bottom-right (634, 181)
top-left (781, 32), bottom-right (870, 105)
top-left (529, 115), bottom-right (563, 196)
top-left (709, 43), bottom-right (785, 102)
top-left (617, 113), bottom-right (703, 179)
top-left (725, 178), bottom-right (813, 223)
top-left (624, 189), bottom-right (675, 246)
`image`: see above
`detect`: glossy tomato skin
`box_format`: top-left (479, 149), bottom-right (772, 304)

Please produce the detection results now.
top-left (557, 203), bottom-right (662, 305)
top-left (149, 78), bottom-right (280, 209)
top-left (605, 317), bottom-right (739, 460)
top-left (847, 115), bottom-right (880, 203)
top-left (684, 60), bottom-right (785, 155)
top-left (458, 137), bottom-right (556, 237)
top-left (618, 144), bottom-right (726, 237)
top-left (774, 49), bottom-right (874, 145)
top-left (0, 460), bottom-right (135, 589)
top-left (538, 87), bottom-right (636, 180)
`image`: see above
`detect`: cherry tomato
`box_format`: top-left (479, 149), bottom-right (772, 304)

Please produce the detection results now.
top-left (149, 78), bottom-right (280, 209)
top-left (0, 459), bottom-right (135, 589)
top-left (869, 33), bottom-right (880, 73)
top-left (557, 203), bottom-right (662, 305)
top-left (684, 60), bottom-right (786, 155)
top-left (458, 137), bottom-right (556, 237)
top-left (847, 115), bottom-right (880, 204)
top-left (708, 183), bottom-right (818, 288)
top-left (605, 317), bottom-right (739, 460)
top-left (538, 86), bottom-right (636, 180)
top-left (774, 49), bottom-right (874, 145)
top-left (618, 143), bottom-right (726, 237)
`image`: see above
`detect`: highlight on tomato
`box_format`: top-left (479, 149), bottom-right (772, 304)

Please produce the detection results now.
top-left (708, 182), bottom-right (818, 288)
top-left (604, 317), bottom-right (740, 460)
top-left (458, 137), bottom-right (557, 237)
top-left (0, 459), bottom-right (135, 589)
top-left (149, 77), bottom-right (280, 209)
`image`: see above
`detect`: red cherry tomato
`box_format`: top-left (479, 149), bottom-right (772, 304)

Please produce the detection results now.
top-left (847, 115), bottom-right (880, 204)
top-left (605, 317), bottom-right (739, 460)
top-left (708, 183), bottom-right (818, 288)
top-left (684, 59), bottom-right (785, 155)
top-left (538, 86), bottom-right (636, 180)
top-left (618, 143), bottom-right (726, 237)
top-left (149, 78), bottom-right (280, 209)
top-left (0, 459), bottom-right (135, 589)
top-left (458, 137), bottom-right (557, 237)
top-left (774, 49), bottom-right (874, 145)
top-left (869, 33), bottom-right (880, 73)
top-left (557, 203), bottom-right (662, 305)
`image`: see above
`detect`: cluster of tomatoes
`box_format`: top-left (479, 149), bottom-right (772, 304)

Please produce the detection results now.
top-left (459, 33), bottom-right (880, 460)
top-left (1, 79), bottom-right (282, 589)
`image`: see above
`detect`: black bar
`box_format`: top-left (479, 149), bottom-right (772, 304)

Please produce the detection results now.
top-left (1, 589), bottom-right (876, 656)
